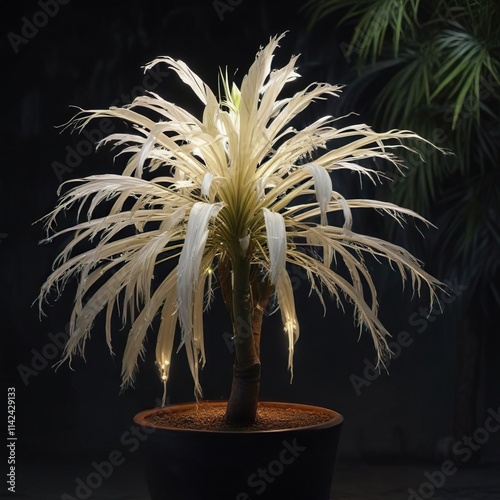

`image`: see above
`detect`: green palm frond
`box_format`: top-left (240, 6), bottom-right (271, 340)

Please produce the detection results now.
top-left (304, 0), bottom-right (420, 62)
top-left (430, 27), bottom-right (500, 129)
top-left (435, 169), bottom-right (500, 287)
top-left (305, 0), bottom-right (500, 312)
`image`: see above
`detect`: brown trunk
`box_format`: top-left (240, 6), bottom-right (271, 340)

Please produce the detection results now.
top-left (225, 257), bottom-right (261, 425)
top-left (251, 276), bottom-right (273, 358)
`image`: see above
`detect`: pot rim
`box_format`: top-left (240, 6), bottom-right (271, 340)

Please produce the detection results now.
top-left (133, 400), bottom-right (344, 434)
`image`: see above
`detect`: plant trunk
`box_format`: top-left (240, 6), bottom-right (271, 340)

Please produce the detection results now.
top-left (251, 275), bottom-right (273, 358)
top-left (225, 257), bottom-right (261, 425)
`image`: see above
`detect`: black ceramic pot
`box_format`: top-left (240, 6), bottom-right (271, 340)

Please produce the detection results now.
top-left (134, 401), bottom-right (343, 500)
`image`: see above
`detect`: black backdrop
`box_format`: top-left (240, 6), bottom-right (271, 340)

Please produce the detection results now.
top-left (2, 0), bottom-right (498, 487)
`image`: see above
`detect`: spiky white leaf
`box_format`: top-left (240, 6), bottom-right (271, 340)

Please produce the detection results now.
top-left (39, 32), bottom-right (445, 394)
top-left (201, 172), bottom-right (214, 197)
top-left (276, 270), bottom-right (300, 378)
top-left (263, 208), bottom-right (286, 285)
top-left (177, 202), bottom-right (222, 344)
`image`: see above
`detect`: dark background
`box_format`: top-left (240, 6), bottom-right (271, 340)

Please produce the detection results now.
top-left (1, 0), bottom-right (499, 498)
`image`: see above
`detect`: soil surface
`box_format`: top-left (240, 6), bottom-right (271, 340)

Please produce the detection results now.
top-left (144, 402), bottom-right (335, 431)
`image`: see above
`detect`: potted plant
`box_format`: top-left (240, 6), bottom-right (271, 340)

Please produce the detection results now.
top-left (38, 33), bottom-right (442, 499)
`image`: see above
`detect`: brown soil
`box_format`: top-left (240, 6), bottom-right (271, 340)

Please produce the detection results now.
top-left (144, 402), bottom-right (335, 432)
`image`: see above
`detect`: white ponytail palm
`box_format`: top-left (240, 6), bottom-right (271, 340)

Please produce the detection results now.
top-left (39, 33), bottom-right (441, 423)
